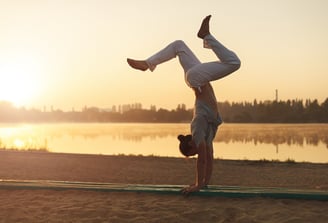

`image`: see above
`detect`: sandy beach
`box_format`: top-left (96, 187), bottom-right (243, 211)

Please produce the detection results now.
top-left (0, 150), bottom-right (327, 222)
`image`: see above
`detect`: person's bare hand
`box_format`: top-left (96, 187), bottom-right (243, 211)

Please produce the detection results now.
top-left (181, 185), bottom-right (201, 195)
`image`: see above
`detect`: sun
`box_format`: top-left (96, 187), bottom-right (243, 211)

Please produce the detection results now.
top-left (0, 58), bottom-right (42, 106)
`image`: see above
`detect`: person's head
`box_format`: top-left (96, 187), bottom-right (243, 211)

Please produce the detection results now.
top-left (177, 134), bottom-right (198, 157)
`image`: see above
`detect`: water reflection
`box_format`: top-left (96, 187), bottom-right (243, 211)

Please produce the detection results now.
top-left (0, 123), bottom-right (327, 163)
top-left (1, 123), bottom-right (328, 147)
top-left (37, 123), bottom-right (188, 142)
top-left (37, 123), bottom-right (328, 148)
top-left (215, 124), bottom-right (328, 148)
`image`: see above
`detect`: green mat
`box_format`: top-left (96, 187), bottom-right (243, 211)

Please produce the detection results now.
top-left (0, 179), bottom-right (327, 200)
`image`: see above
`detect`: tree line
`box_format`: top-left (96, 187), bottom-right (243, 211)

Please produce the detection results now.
top-left (219, 98), bottom-right (328, 123)
top-left (0, 98), bottom-right (327, 123)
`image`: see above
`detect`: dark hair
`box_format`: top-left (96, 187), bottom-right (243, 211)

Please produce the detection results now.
top-left (177, 134), bottom-right (192, 157)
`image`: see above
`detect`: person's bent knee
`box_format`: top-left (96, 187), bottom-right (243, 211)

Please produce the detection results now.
top-left (173, 40), bottom-right (186, 48)
top-left (230, 62), bottom-right (241, 72)
top-left (235, 62), bottom-right (241, 71)
top-left (186, 72), bottom-right (203, 89)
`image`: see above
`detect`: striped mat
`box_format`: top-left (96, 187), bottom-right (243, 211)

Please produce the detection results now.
top-left (0, 179), bottom-right (327, 200)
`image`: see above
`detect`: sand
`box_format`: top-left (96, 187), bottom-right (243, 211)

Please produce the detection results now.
top-left (0, 150), bottom-right (327, 223)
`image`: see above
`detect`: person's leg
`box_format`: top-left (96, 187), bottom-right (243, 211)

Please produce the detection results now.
top-left (146, 40), bottom-right (201, 73)
top-left (186, 35), bottom-right (241, 88)
top-left (204, 34), bottom-right (241, 65)
top-left (127, 40), bottom-right (201, 74)
top-left (185, 15), bottom-right (241, 89)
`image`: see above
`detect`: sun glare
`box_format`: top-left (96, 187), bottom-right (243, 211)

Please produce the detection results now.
top-left (13, 139), bottom-right (25, 148)
top-left (0, 57), bottom-right (42, 106)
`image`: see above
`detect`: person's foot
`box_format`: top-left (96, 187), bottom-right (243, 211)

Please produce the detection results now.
top-left (197, 15), bottom-right (211, 39)
top-left (127, 58), bottom-right (149, 71)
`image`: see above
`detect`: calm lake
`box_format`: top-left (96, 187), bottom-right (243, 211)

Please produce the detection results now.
top-left (1, 123), bottom-right (327, 163)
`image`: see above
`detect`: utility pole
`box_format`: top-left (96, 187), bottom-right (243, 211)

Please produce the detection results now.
top-left (275, 89), bottom-right (278, 102)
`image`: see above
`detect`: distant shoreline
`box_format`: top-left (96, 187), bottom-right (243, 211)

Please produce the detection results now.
top-left (1, 98), bottom-right (328, 123)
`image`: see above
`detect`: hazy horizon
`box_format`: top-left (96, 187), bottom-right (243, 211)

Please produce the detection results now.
top-left (1, 96), bottom-right (326, 112)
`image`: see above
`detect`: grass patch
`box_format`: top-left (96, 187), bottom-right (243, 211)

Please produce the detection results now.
top-left (244, 158), bottom-right (297, 164)
top-left (0, 147), bottom-right (49, 152)
top-left (285, 158), bottom-right (296, 164)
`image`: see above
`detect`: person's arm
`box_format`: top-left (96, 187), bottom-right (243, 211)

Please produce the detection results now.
top-left (195, 140), bottom-right (207, 187)
top-left (181, 140), bottom-right (207, 194)
top-left (204, 142), bottom-right (213, 186)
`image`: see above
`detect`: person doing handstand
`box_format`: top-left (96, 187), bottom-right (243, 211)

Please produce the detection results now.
top-left (127, 15), bottom-right (241, 194)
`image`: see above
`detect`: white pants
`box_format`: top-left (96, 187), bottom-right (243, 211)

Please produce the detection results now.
top-left (146, 34), bottom-right (241, 88)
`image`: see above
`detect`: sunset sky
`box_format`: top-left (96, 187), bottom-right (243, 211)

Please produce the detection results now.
top-left (1, 0), bottom-right (327, 111)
